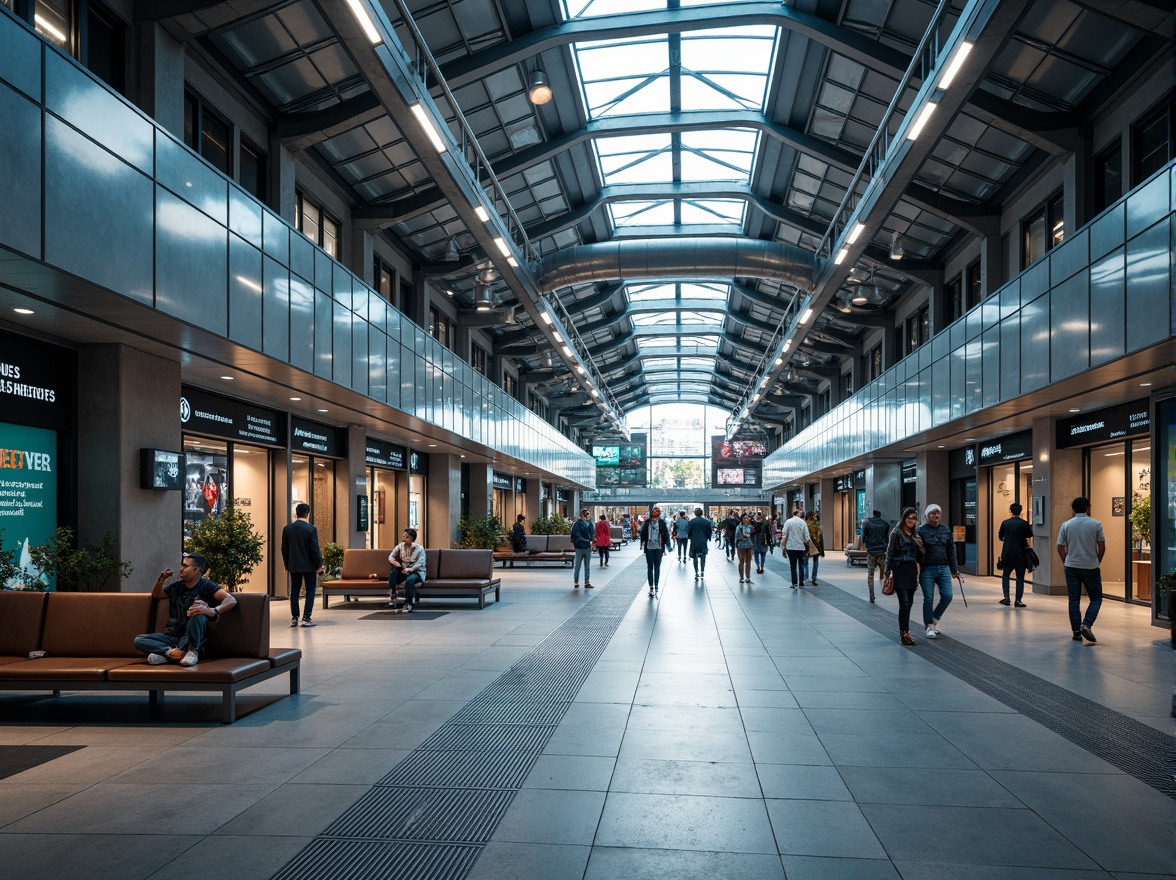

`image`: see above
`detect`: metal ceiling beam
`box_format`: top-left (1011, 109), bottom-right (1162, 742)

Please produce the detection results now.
top-left (734, 0), bottom-right (1031, 433)
top-left (376, 110), bottom-right (989, 231)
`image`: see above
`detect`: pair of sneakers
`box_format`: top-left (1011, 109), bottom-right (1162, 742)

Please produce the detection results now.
top-left (925, 622), bottom-right (941, 638)
top-left (290, 617), bottom-right (316, 627)
top-left (147, 648), bottom-right (198, 667)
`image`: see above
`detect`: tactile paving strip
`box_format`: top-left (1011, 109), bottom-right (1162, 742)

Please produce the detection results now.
top-left (271, 563), bottom-right (646, 880)
top-left (810, 582), bottom-right (1176, 800)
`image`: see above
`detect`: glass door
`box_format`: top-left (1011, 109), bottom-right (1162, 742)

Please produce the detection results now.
top-left (232, 444), bottom-right (270, 593)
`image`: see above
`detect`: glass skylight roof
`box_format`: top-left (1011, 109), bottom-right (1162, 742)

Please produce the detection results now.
top-left (632, 312), bottom-right (725, 327)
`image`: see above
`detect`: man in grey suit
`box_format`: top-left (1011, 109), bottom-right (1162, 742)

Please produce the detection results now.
top-left (281, 502), bottom-right (324, 627)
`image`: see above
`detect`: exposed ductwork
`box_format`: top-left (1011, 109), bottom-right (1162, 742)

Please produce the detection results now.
top-left (538, 238), bottom-right (816, 293)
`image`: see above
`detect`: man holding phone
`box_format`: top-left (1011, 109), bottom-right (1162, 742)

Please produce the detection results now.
top-left (134, 554), bottom-right (236, 667)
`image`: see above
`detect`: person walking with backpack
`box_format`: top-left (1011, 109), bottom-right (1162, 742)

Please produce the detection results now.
top-left (571, 508), bottom-right (595, 590)
top-left (674, 510), bottom-right (691, 563)
top-left (861, 510), bottom-right (890, 603)
top-left (735, 512), bottom-right (756, 583)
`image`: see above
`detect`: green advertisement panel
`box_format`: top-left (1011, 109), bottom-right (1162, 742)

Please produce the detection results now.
top-left (0, 422), bottom-right (58, 589)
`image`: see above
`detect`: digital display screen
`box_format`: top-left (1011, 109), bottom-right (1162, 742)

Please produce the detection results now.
top-left (592, 445), bottom-right (620, 465)
top-left (141, 449), bottom-right (184, 490)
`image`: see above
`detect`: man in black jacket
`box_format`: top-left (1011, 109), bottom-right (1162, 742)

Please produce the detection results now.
top-left (722, 510), bottom-right (740, 561)
top-left (281, 502), bottom-right (324, 627)
top-left (997, 502), bottom-right (1033, 607)
top-left (861, 511), bottom-right (890, 603)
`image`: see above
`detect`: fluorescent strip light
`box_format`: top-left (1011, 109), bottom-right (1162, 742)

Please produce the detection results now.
top-left (410, 103), bottom-right (447, 153)
top-left (540, 311), bottom-right (553, 325)
top-left (775, 357), bottom-right (783, 366)
top-left (552, 332), bottom-right (563, 343)
top-left (561, 345), bottom-right (573, 357)
top-left (507, 256), bottom-right (518, 267)
top-left (494, 237), bottom-right (511, 257)
top-left (906, 102), bottom-right (937, 141)
top-left (474, 206), bottom-right (490, 222)
top-left (576, 366), bottom-right (586, 375)
top-left (783, 339), bottom-right (792, 352)
top-left (834, 247), bottom-right (848, 264)
top-left (34, 15), bottom-right (67, 44)
top-left (799, 308), bottom-right (813, 325)
top-left (344, 0), bottom-right (382, 44)
top-left (937, 41), bottom-right (973, 90)
top-left (752, 393), bottom-right (760, 402)
top-left (846, 222), bottom-right (865, 244)
top-left (590, 389), bottom-right (599, 397)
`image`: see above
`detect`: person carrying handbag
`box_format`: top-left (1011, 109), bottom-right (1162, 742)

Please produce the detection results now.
top-left (805, 512), bottom-right (824, 585)
top-left (883, 507), bottom-right (924, 645)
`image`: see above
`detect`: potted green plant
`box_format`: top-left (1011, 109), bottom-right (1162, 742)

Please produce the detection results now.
top-left (321, 542), bottom-right (345, 580)
top-left (531, 514), bottom-right (572, 536)
top-left (27, 526), bottom-right (133, 592)
top-left (458, 515), bottom-right (504, 549)
top-left (184, 507), bottom-right (265, 593)
top-left (1128, 493), bottom-right (1151, 555)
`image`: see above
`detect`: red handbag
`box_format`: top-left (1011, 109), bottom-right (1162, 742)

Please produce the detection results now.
top-left (881, 574), bottom-right (895, 595)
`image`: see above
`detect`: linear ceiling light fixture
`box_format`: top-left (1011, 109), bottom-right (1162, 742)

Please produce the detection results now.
top-left (799, 308), bottom-right (813, 325)
top-left (410, 103), bottom-right (447, 153)
top-left (527, 69), bottom-right (553, 105)
top-left (846, 222), bottom-right (865, 244)
top-left (493, 237), bottom-right (512, 257)
top-left (473, 205), bottom-right (490, 222)
top-left (906, 102), bottom-right (938, 141)
top-left (344, 0), bottom-right (382, 44)
top-left (937, 41), bottom-right (974, 90)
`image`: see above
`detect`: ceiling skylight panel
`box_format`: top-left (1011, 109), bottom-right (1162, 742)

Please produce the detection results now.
top-left (611, 201), bottom-right (676, 227)
top-left (679, 149), bottom-right (751, 182)
top-left (574, 35), bottom-right (669, 119)
top-left (680, 74), bottom-right (768, 111)
top-left (680, 200), bottom-right (745, 225)
top-left (564, 0), bottom-right (749, 19)
top-left (596, 134), bottom-right (674, 185)
top-left (626, 283), bottom-right (676, 302)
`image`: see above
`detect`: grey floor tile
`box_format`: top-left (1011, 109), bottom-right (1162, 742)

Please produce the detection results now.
top-left (784, 675), bottom-right (888, 693)
top-left (491, 788), bottom-right (606, 845)
top-left (756, 764), bottom-right (852, 800)
top-left (216, 782), bottom-right (369, 836)
top-left (740, 706), bottom-right (815, 734)
top-left (766, 798), bottom-right (887, 858)
top-left (735, 689), bottom-right (801, 708)
top-left (0, 745), bottom-right (168, 785)
top-left (0, 833), bottom-right (199, 880)
top-left (108, 745), bottom-right (329, 785)
top-left (916, 712), bottom-right (1126, 773)
top-left (595, 791), bottom-right (777, 854)
top-left (143, 834), bottom-right (314, 880)
top-left (288, 748), bottom-right (410, 784)
top-left (610, 756), bottom-right (763, 797)
top-left (894, 864), bottom-right (1111, 879)
top-left (626, 705), bottom-right (746, 734)
top-left (861, 804), bottom-right (1100, 869)
top-left (619, 726), bottom-right (753, 763)
top-left (838, 766), bottom-right (1022, 807)
top-left (584, 847), bottom-right (785, 880)
top-left (521, 754), bottom-right (616, 791)
top-left (0, 783), bottom-right (89, 826)
top-left (465, 841), bottom-right (591, 880)
top-left (780, 855), bottom-right (902, 880)
top-left (543, 724), bottom-right (626, 758)
top-left (817, 733), bottom-right (977, 769)
top-left (4, 782), bottom-right (278, 835)
top-left (802, 708), bottom-right (934, 737)
top-left (792, 690), bottom-right (908, 710)
top-left (990, 770), bottom-right (1176, 875)
top-left (747, 730), bottom-right (831, 765)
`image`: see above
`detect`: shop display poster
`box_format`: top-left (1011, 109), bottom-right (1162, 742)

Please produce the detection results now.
top-left (0, 422), bottom-right (57, 589)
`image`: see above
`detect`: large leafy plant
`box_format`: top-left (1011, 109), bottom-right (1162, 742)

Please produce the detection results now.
top-left (27, 526), bottom-right (133, 592)
top-left (458, 515), bottom-right (504, 549)
top-left (184, 507), bottom-right (265, 592)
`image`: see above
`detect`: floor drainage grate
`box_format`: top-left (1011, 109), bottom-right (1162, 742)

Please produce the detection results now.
top-left (810, 582), bottom-right (1176, 800)
top-left (271, 561), bottom-right (647, 880)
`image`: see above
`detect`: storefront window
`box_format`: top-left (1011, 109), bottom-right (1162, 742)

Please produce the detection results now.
top-left (1129, 438), bottom-right (1151, 602)
top-left (366, 467), bottom-right (401, 550)
top-left (291, 455), bottom-right (336, 547)
top-left (233, 445), bottom-right (269, 592)
top-left (183, 438), bottom-right (228, 542)
top-left (409, 475), bottom-right (425, 545)
top-left (1156, 399), bottom-right (1175, 621)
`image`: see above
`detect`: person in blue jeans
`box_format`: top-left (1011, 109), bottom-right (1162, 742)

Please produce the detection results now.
top-left (751, 512), bottom-right (768, 573)
top-left (1056, 496), bottom-right (1105, 643)
top-left (640, 506), bottom-right (672, 596)
top-left (570, 508), bottom-right (595, 590)
top-left (916, 504), bottom-right (961, 639)
top-left (674, 510), bottom-right (691, 562)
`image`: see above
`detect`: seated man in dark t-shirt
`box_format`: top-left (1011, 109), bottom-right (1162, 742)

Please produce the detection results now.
top-left (134, 553), bottom-right (236, 667)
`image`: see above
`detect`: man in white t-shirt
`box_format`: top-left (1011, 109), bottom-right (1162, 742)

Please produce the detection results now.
top-left (1057, 496), bottom-right (1106, 643)
top-left (781, 509), bottom-right (812, 590)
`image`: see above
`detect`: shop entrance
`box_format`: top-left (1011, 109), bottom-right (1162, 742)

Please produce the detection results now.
top-left (986, 461), bottom-right (1033, 580)
top-left (291, 455), bottom-right (336, 552)
top-left (366, 467), bottom-right (403, 550)
top-left (1087, 438), bottom-right (1151, 604)
top-left (183, 437), bottom-right (272, 593)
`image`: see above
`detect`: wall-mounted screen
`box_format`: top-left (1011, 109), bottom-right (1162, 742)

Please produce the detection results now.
top-left (712, 436), bottom-right (765, 488)
top-left (140, 449), bottom-right (184, 490)
top-left (592, 445), bottom-right (620, 465)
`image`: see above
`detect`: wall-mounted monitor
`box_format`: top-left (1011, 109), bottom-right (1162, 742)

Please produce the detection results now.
top-left (140, 449), bottom-right (184, 490)
top-left (592, 445), bottom-right (620, 465)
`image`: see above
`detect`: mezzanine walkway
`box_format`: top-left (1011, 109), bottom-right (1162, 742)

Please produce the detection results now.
top-left (0, 542), bottom-right (1172, 879)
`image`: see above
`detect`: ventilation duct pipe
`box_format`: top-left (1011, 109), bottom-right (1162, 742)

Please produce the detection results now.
top-left (538, 238), bottom-right (816, 293)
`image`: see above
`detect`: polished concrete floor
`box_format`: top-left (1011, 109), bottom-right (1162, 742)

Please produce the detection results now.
top-left (0, 541), bottom-right (1172, 880)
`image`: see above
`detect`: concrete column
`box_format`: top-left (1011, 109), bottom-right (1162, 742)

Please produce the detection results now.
top-left (134, 22), bottom-right (185, 140)
top-left (342, 425), bottom-right (367, 549)
top-left (1031, 415), bottom-right (1081, 595)
top-left (76, 345), bottom-right (181, 593)
top-left (467, 463), bottom-right (493, 519)
top-left (271, 144), bottom-right (297, 224)
top-left (915, 451), bottom-right (949, 518)
top-left (869, 463), bottom-right (903, 522)
top-left (427, 453), bottom-right (461, 549)
top-left (525, 479), bottom-right (541, 522)
top-left (454, 322), bottom-right (472, 368)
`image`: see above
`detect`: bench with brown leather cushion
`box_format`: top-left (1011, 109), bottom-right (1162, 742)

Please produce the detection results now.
top-left (0, 591), bottom-right (300, 723)
top-left (324, 548), bottom-right (501, 609)
top-left (492, 534), bottom-right (575, 567)
top-left (320, 548), bottom-right (394, 607)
